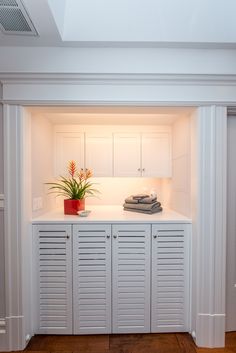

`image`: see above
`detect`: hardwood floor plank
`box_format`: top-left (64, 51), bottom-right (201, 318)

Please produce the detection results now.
top-left (109, 333), bottom-right (182, 353)
top-left (24, 332), bottom-right (236, 353)
top-left (176, 333), bottom-right (197, 352)
top-left (25, 335), bottom-right (109, 351)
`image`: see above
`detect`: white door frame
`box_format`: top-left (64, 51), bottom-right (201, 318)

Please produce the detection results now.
top-left (0, 73), bottom-right (233, 350)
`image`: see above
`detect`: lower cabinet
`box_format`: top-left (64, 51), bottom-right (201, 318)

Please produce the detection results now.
top-left (33, 222), bottom-right (190, 335)
top-left (73, 224), bottom-right (112, 334)
top-left (33, 224), bottom-right (73, 334)
top-left (151, 223), bottom-right (190, 332)
top-left (112, 224), bottom-right (151, 333)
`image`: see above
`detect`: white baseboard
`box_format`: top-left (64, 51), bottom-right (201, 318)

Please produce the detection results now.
top-left (0, 194), bottom-right (4, 209)
top-left (196, 313), bottom-right (225, 348)
top-left (0, 319), bottom-right (7, 352)
top-left (0, 316), bottom-right (29, 352)
top-left (0, 319), bottom-right (6, 334)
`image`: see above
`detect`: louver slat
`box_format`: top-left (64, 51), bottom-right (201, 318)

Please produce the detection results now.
top-left (73, 224), bottom-right (111, 334)
top-left (151, 224), bottom-right (190, 332)
top-left (112, 224), bottom-right (151, 333)
top-left (33, 225), bottom-right (72, 334)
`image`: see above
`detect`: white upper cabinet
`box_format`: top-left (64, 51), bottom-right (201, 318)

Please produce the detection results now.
top-left (54, 132), bottom-right (84, 176)
top-left (142, 133), bottom-right (172, 177)
top-left (54, 126), bottom-right (172, 177)
top-left (85, 133), bottom-right (113, 177)
top-left (114, 131), bottom-right (171, 177)
top-left (113, 133), bottom-right (141, 177)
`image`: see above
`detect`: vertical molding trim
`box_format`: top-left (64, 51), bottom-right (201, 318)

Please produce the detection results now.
top-left (3, 105), bottom-right (25, 351)
top-left (195, 106), bottom-right (227, 348)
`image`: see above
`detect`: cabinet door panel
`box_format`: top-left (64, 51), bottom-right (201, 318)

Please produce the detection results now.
top-left (33, 224), bottom-right (72, 334)
top-left (114, 133), bottom-right (141, 176)
top-left (112, 224), bottom-right (151, 333)
top-left (73, 224), bottom-right (111, 334)
top-left (151, 223), bottom-right (190, 332)
top-left (142, 133), bottom-right (171, 177)
top-left (85, 133), bottom-right (113, 176)
top-left (54, 132), bottom-right (84, 176)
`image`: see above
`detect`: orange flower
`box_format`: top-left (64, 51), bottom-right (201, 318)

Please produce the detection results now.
top-left (85, 168), bottom-right (93, 179)
top-left (77, 168), bottom-right (86, 181)
top-left (68, 160), bottom-right (76, 177)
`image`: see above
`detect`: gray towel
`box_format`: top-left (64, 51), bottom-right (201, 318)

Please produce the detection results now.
top-left (125, 194), bottom-right (158, 204)
top-left (124, 206), bottom-right (163, 214)
top-left (140, 196), bottom-right (157, 204)
top-left (132, 194), bottom-right (149, 200)
top-left (125, 196), bottom-right (139, 204)
top-left (123, 201), bottom-right (161, 211)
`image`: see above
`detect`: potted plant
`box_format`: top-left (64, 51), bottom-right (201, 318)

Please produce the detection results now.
top-left (46, 160), bottom-right (99, 215)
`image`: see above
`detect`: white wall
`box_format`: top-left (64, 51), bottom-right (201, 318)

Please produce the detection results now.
top-left (54, 177), bottom-right (163, 208)
top-left (31, 114), bottom-right (55, 217)
top-left (169, 115), bottom-right (191, 217)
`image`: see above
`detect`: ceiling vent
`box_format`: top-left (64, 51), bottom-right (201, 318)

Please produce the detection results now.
top-left (0, 0), bottom-right (38, 35)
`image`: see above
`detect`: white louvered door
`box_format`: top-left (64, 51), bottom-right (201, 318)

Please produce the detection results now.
top-left (151, 223), bottom-right (190, 332)
top-left (112, 224), bottom-right (151, 333)
top-left (33, 224), bottom-right (72, 334)
top-left (73, 224), bottom-right (112, 334)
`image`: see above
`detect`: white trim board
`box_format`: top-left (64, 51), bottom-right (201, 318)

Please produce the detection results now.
top-left (1, 73), bottom-right (236, 105)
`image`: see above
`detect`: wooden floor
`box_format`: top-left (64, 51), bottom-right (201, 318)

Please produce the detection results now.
top-left (10, 332), bottom-right (235, 353)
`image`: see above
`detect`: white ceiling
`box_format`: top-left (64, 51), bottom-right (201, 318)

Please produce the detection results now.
top-left (0, 0), bottom-right (236, 48)
top-left (29, 106), bottom-right (194, 125)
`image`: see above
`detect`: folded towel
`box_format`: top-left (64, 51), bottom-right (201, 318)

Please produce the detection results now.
top-left (132, 194), bottom-right (149, 200)
top-left (123, 201), bottom-right (161, 211)
top-left (125, 196), bottom-right (139, 204)
top-left (124, 206), bottom-right (163, 214)
top-left (125, 194), bottom-right (157, 204)
top-left (140, 196), bottom-right (157, 204)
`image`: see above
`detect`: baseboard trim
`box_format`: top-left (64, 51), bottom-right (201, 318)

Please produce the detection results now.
top-left (0, 319), bottom-right (6, 334)
top-left (0, 319), bottom-right (7, 352)
top-left (0, 316), bottom-right (28, 352)
top-left (196, 313), bottom-right (225, 348)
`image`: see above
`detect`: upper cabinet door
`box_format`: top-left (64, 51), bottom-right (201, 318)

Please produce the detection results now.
top-left (142, 133), bottom-right (172, 177)
top-left (54, 132), bottom-right (84, 176)
top-left (85, 133), bottom-right (113, 177)
top-left (114, 133), bottom-right (141, 177)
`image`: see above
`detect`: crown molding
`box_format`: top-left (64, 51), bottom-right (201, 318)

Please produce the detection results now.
top-left (1, 73), bottom-right (236, 86)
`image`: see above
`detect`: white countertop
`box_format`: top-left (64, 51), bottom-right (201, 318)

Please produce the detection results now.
top-left (32, 205), bottom-right (191, 224)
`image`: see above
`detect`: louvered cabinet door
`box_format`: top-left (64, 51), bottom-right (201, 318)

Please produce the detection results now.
top-left (73, 224), bottom-right (112, 334)
top-left (151, 223), bottom-right (190, 332)
top-left (33, 224), bottom-right (72, 334)
top-left (112, 224), bottom-right (151, 333)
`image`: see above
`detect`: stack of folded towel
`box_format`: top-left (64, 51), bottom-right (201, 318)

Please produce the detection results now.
top-left (123, 194), bottom-right (163, 214)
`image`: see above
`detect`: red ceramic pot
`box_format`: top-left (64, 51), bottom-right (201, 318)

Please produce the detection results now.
top-left (64, 198), bottom-right (85, 215)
